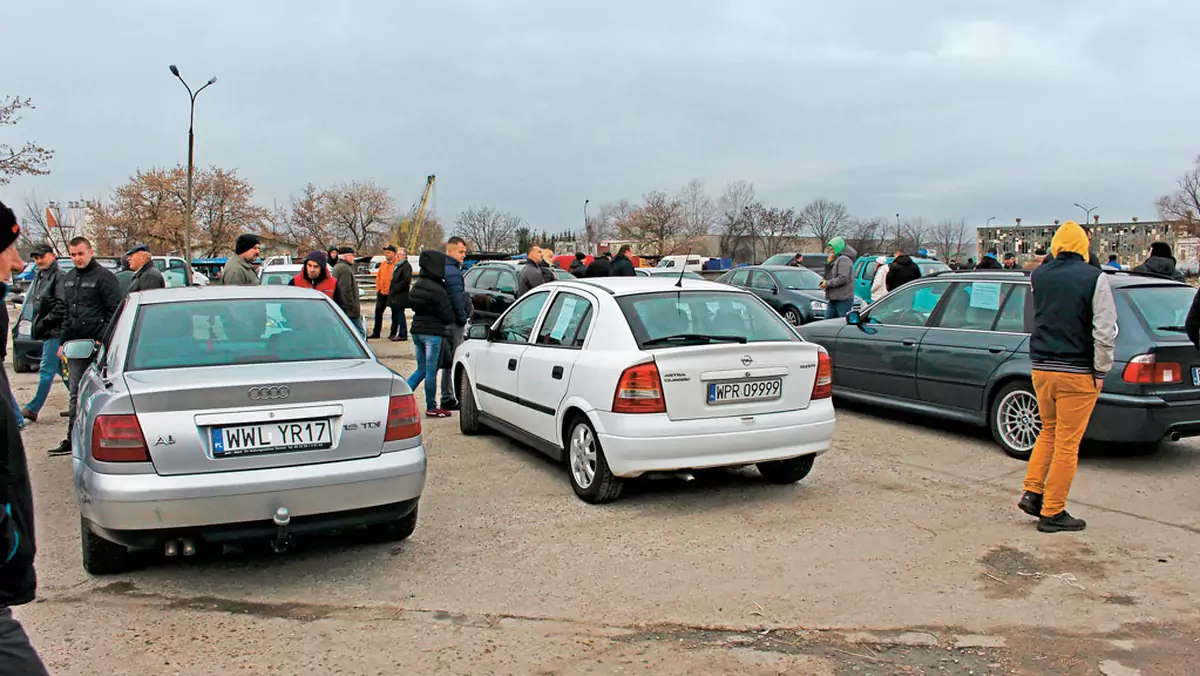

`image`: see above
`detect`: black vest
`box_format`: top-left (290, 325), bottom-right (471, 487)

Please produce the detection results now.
top-left (1029, 252), bottom-right (1102, 373)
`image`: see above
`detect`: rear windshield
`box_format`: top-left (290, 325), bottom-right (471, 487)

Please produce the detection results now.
top-left (761, 253), bottom-right (795, 266)
top-left (260, 271), bottom-right (295, 286)
top-left (127, 298), bottom-right (368, 370)
top-left (616, 291), bottom-right (799, 349)
top-left (1122, 285), bottom-right (1196, 340)
top-left (917, 261), bottom-right (950, 276)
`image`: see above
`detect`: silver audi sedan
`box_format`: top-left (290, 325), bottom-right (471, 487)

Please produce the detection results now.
top-left (68, 285), bottom-right (426, 574)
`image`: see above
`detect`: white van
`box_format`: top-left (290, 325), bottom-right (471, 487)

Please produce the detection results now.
top-left (655, 255), bottom-right (710, 272)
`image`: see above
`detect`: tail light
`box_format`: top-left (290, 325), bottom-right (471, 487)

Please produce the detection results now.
top-left (1122, 354), bottom-right (1182, 384)
top-left (384, 394), bottom-right (421, 441)
top-left (613, 363), bottom-right (666, 414)
top-left (812, 348), bottom-right (833, 399)
top-left (92, 415), bottom-right (151, 462)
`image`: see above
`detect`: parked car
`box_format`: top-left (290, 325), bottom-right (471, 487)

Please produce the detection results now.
top-left (852, 255), bottom-right (950, 304)
top-left (68, 285), bottom-right (427, 574)
top-left (451, 277), bottom-right (836, 503)
top-left (635, 268), bottom-right (705, 280)
top-left (463, 261), bottom-right (574, 325)
top-left (796, 269), bottom-right (1200, 459)
top-left (655, 255), bottom-right (713, 272)
top-left (259, 263), bottom-right (304, 286)
top-left (715, 265), bottom-right (861, 326)
top-left (760, 253), bottom-right (829, 277)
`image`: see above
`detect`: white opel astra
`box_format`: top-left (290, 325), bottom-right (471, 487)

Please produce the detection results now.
top-left (452, 277), bottom-right (836, 503)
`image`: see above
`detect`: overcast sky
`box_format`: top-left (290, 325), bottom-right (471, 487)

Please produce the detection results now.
top-left (7, 0), bottom-right (1200, 233)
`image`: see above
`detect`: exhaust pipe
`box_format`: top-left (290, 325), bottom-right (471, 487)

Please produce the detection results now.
top-left (164, 540), bottom-right (179, 557)
top-left (272, 507), bottom-right (291, 553)
top-left (181, 539), bottom-right (196, 557)
top-left (1170, 432), bottom-right (1181, 442)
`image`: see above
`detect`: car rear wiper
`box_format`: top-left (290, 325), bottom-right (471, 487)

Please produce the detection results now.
top-left (1157, 325), bottom-right (1188, 332)
top-left (643, 333), bottom-right (748, 346)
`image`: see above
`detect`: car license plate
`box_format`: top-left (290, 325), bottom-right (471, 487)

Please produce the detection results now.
top-left (211, 419), bottom-right (333, 458)
top-left (1193, 367), bottom-right (1200, 387)
top-left (707, 378), bottom-right (783, 405)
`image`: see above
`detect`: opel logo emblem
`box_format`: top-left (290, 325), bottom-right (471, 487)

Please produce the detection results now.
top-left (741, 355), bottom-right (753, 366)
top-left (248, 386), bottom-right (290, 400)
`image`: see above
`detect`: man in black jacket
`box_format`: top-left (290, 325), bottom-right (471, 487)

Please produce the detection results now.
top-left (611, 245), bottom-right (636, 276)
top-left (1132, 242), bottom-right (1186, 282)
top-left (388, 247), bottom-right (413, 341)
top-left (0, 200), bottom-right (49, 674)
top-left (125, 244), bottom-right (165, 293)
top-left (885, 253), bottom-right (921, 292)
top-left (585, 251), bottom-right (612, 277)
top-left (569, 252), bottom-right (588, 277)
top-left (50, 236), bottom-right (122, 457)
top-left (20, 245), bottom-right (67, 423)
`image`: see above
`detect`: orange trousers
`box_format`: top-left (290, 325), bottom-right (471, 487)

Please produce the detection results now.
top-left (1022, 371), bottom-right (1100, 516)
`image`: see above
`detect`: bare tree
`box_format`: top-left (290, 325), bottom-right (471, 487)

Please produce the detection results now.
top-left (749, 204), bottom-right (804, 258)
top-left (929, 219), bottom-right (971, 263)
top-left (676, 179), bottom-right (717, 237)
top-left (589, 200), bottom-right (632, 248)
top-left (1157, 154), bottom-right (1200, 235)
top-left (323, 180), bottom-right (395, 250)
top-left (799, 198), bottom-right (850, 245)
top-left (284, 182), bottom-right (331, 251)
top-left (22, 194), bottom-right (72, 255)
top-left (845, 217), bottom-right (888, 256)
top-left (620, 190), bottom-right (691, 256)
top-left (717, 181), bottom-right (758, 261)
top-left (1, 96), bottom-right (53, 184)
top-left (453, 206), bottom-right (523, 251)
top-left (900, 217), bottom-right (929, 253)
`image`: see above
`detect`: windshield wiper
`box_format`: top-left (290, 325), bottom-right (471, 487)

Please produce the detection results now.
top-left (1157, 325), bottom-right (1188, 332)
top-left (643, 333), bottom-right (748, 346)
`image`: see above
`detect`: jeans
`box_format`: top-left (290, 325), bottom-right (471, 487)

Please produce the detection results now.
top-left (67, 356), bottom-right (91, 441)
top-left (7, 390), bottom-right (23, 428)
top-left (0, 607), bottom-right (49, 675)
top-left (439, 324), bottom-right (464, 406)
top-left (1023, 371), bottom-right (1101, 517)
top-left (24, 337), bottom-right (65, 415)
top-left (406, 334), bottom-right (443, 410)
top-left (824, 298), bottom-right (854, 319)
top-left (350, 316), bottom-right (366, 338)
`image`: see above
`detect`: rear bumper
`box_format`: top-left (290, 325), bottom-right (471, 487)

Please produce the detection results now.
top-left (1088, 394), bottom-right (1200, 444)
top-left (593, 399), bottom-right (836, 477)
top-left (75, 446), bottom-right (426, 536)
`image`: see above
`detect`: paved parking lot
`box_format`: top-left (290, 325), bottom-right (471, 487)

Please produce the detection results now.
top-left (8, 336), bottom-right (1199, 674)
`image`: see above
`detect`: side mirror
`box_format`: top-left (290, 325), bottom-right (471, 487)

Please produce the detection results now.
top-left (845, 311), bottom-right (862, 326)
top-left (61, 339), bottom-right (98, 360)
top-left (467, 324), bottom-right (491, 341)
top-left (498, 285), bottom-right (515, 295)
top-left (771, 286), bottom-right (779, 295)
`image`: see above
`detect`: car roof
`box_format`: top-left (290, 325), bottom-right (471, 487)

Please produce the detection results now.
top-left (563, 277), bottom-right (747, 296)
top-left (261, 264), bottom-right (303, 272)
top-left (133, 285), bottom-right (324, 305)
top-left (919, 268), bottom-right (1191, 289)
top-left (743, 265), bottom-right (820, 273)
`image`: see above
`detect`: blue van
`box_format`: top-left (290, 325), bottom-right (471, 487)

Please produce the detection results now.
top-left (852, 255), bottom-right (950, 304)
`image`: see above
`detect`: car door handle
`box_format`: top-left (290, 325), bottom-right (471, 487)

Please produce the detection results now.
top-left (901, 338), bottom-right (917, 347)
top-left (508, 358), bottom-right (517, 371)
top-left (552, 365), bottom-right (564, 379)
top-left (988, 345), bottom-right (1005, 354)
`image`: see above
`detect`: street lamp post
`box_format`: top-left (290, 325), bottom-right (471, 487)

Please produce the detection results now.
top-left (583, 199), bottom-right (590, 253)
top-left (169, 64), bottom-right (217, 265)
top-left (1073, 203), bottom-right (1098, 226)
top-left (986, 216), bottom-right (996, 228)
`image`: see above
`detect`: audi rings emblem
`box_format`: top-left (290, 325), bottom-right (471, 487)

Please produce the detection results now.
top-left (248, 386), bottom-right (291, 400)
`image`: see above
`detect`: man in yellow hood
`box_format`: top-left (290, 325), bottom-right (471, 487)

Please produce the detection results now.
top-left (1019, 221), bottom-right (1116, 533)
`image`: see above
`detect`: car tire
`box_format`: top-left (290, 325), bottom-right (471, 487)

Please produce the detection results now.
top-left (756, 454), bottom-right (816, 484)
top-left (459, 373), bottom-right (483, 435)
top-left (990, 381), bottom-right (1040, 460)
top-left (80, 519), bottom-right (130, 576)
top-left (365, 505), bottom-right (418, 543)
top-left (12, 354), bottom-right (32, 374)
top-left (782, 306), bottom-right (803, 326)
top-left (566, 417), bottom-right (623, 504)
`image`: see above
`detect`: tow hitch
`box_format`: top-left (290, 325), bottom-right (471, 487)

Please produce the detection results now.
top-left (272, 507), bottom-right (291, 553)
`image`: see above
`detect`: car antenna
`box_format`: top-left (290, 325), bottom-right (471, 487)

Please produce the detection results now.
top-left (675, 248), bottom-right (692, 288)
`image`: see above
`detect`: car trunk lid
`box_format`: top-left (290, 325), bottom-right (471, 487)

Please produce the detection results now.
top-left (653, 342), bottom-right (820, 421)
top-left (126, 360), bottom-right (392, 476)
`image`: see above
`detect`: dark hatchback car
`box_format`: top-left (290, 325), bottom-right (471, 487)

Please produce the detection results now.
top-left (797, 269), bottom-right (1200, 458)
top-left (716, 265), bottom-right (861, 326)
top-left (463, 261), bottom-right (574, 325)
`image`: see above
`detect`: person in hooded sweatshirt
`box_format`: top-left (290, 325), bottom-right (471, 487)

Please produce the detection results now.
top-left (975, 249), bottom-right (1004, 270)
top-left (407, 250), bottom-right (455, 418)
top-left (569, 252), bottom-right (588, 277)
top-left (1132, 242), bottom-right (1186, 282)
top-left (585, 251), bottom-right (612, 277)
top-left (288, 251), bottom-right (347, 312)
top-left (820, 236), bottom-right (857, 318)
top-left (870, 256), bottom-right (889, 302)
top-left (885, 252), bottom-right (922, 292)
top-left (1019, 221), bottom-right (1116, 534)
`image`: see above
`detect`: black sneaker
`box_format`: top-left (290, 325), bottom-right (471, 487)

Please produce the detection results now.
top-left (440, 400), bottom-right (460, 412)
top-left (47, 439), bottom-right (71, 457)
top-left (1038, 511), bottom-right (1086, 533)
top-left (1018, 491), bottom-right (1043, 518)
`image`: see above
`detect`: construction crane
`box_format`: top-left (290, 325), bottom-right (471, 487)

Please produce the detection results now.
top-left (396, 174), bottom-right (436, 252)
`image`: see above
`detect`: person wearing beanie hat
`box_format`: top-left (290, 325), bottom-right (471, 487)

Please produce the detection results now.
top-left (288, 250), bottom-right (347, 312)
top-left (332, 245), bottom-right (364, 336)
top-left (221, 233), bottom-right (262, 286)
top-left (0, 199), bottom-right (50, 675)
top-left (1132, 240), bottom-right (1185, 281)
top-left (1018, 220), bottom-right (1116, 534)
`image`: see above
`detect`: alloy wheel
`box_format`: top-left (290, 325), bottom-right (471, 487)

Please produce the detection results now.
top-left (997, 389), bottom-right (1041, 454)
top-left (569, 424), bottom-right (597, 489)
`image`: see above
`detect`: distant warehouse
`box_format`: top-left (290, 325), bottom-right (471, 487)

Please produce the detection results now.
top-left (977, 219), bottom-right (1198, 272)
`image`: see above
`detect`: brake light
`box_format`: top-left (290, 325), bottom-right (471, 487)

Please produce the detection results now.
top-left (812, 348), bottom-right (833, 399)
top-left (92, 415), bottom-right (151, 462)
top-left (384, 394), bottom-right (421, 441)
top-left (1122, 354), bottom-right (1182, 384)
top-left (613, 363), bottom-right (666, 414)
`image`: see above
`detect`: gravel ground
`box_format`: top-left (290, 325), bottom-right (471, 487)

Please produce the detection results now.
top-left (6, 322), bottom-right (1199, 675)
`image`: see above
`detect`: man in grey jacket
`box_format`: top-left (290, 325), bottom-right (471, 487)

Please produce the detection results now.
top-left (220, 234), bottom-right (261, 286)
top-left (820, 236), bottom-right (857, 319)
top-left (125, 244), bottom-right (165, 293)
top-left (517, 244), bottom-right (546, 297)
top-left (333, 246), bottom-right (365, 337)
